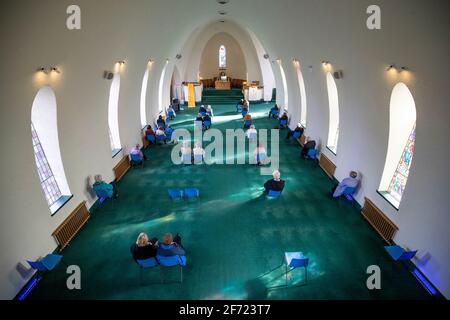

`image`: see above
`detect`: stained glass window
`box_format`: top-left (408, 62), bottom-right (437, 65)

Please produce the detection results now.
top-left (219, 45), bottom-right (226, 69)
top-left (387, 124), bottom-right (416, 202)
top-left (31, 123), bottom-right (63, 207)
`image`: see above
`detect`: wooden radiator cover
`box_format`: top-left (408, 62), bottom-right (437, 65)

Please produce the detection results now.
top-left (52, 201), bottom-right (90, 251)
top-left (113, 155), bottom-right (131, 182)
top-left (319, 153), bottom-right (336, 179)
top-left (361, 197), bottom-right (398, 243)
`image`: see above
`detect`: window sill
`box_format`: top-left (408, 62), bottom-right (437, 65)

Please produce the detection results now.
top-left (111, 148), bottom-right (122, 159)
top-left (50, 195), bottom-right (73, 216)
top-left (377, 190), bottom-right (400, 211)
top-left (326, 146), bottom-right (337, 156)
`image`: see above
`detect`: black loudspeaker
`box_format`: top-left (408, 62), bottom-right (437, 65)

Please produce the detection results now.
top-left (103, 71), bottom-right (114, 80)
top-left (334, 70), bottom-right (344, 79)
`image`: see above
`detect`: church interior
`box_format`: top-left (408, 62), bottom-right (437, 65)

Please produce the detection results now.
top-left (0, 0), bottom-right (449, 301)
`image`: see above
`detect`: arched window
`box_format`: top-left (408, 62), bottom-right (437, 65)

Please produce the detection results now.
top-left (31, 86), bottom-right (72, 215)
top-left (108, 73), bottom-right (122, 155)
top-left (379, 83), bottom-right (417, 209)
top-left (326, 72), bottom-right (339, 154)
top-left (140, 63), bottom-right (151, 128)
top-left (158, 60), bottom-right (169, 112)
top-left (277, 60), bottom-right (289, 110)
top-left (219, 45), bottom-right (226, 69)
top-left (294, 60), bottom-right (307, 126)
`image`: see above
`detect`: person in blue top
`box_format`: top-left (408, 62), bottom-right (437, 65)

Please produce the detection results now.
top-left (92, 174), bottom-right (118, 199)
top-left (157, 233), bottom-right (185, 257)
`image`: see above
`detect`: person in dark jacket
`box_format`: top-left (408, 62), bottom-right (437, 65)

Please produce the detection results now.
top-left (157, 233), bottom-right (185, 257)
top-left (286, 123), bottom-right (304, 140)
top-left (130, 233), bottom-right (158, 263)
top-left (264, 170), bottom-right (285, 193)
top-left (301, 137), bottom-right (316, 159)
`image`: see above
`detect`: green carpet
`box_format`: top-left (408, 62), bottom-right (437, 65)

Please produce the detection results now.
top-left (29, 100), bottom-right (430, 300)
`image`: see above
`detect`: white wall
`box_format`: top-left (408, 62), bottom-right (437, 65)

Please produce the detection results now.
top-left (199, 32), bottom-right (247, 80)
top-left (0, 0), bottom-right (449, 299)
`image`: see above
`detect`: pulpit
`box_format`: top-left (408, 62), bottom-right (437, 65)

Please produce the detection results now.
top-left (215, 80), bottom-right (231, 90)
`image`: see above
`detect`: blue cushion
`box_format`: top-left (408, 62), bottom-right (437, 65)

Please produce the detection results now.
top-left (147, 135), bottom-right (155, 143)
top-left (268, 190), bottom-right (282, 197)
top-left (184, 188), bottom-right (200, 198)
top-left (137, 258), bottom-right (158, 268)
top-left (157, 255), bottom-right (187, 267)
top-left (168, 189), bottom-right (183, 199)
top-left (307, 149), bottom-right (317, 159)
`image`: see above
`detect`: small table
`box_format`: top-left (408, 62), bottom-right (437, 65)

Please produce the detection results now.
top-left (215, 80), bottom-right (231, 90)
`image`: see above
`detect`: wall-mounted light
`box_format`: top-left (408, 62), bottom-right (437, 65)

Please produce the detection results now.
top-left (176, 54), bottom-right (182, 60)
top-left (386, 64), bottom-right (396, 71)
top-left (400, 66), bottom-right (409, 72)
top-left (50, 67), bottom-right (61, 74)
top-left (117, 60), bottom-right (126, 65)
top-left (322, 60), bottom-right (330, 66)
top-left (36, 67), bottom-right (49, 74)
top-left (263, 54), bottom-right (270, 60)
top-left (165, 58), bottom-right (169, 64)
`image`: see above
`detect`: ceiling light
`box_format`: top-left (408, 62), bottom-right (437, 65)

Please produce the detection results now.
top-left (217, 0), bottom-right (230, 4)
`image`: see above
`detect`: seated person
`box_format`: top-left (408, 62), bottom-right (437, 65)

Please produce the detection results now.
top-left (301, 136), bottom-right (316, 159)
top-left (157, 233), bottom-right (186, 257)
top-left (203, 113), bottom-right (212, 123)
top-left (193, 142), bottom-right (205, 162)
top-left (236, 99), bottom-right (244, 112)
top-left (269, 104), bottom-right (280, 118)
top-left (180, 141), bottom-right (192, 163)
top-left (130, 233), bottom-right (158, 263)
top-left (156, 115), bottom-right (166, 129)
top-left (279, 112), bottom-right (288, 122)
top-left (130, 144), bottom-right (147, 162)
top-left (167, 106), bottom-right (176, 119)
top-left (246, 125), bottom-right (257, 140)
top-left (254, 143), bottom-right (267, 166)
top-left (243, 114), bottom-right (252, 129)
top-left (165, 125), bottom-right (174, 142)
top-left (332, 171), bottom-right (360, 198)
top-left (207, 105), bottom-right (214, 117)
top-left (145, 125), bottom-right (156, 143)
top-left (264, 170), bottom-right (285, 193)
top-left (92, 174), bottom-right (118, 199)
top-left (286, 123), bottom-right (304, 140)
top-left (195, 113), bottom-right (204, 122)
top-left (199, 105), bottom-right (207, 114)
top-left (156, 127), bottom-right (167, 144)
top-left (242, 100), bottom-right (250, 114)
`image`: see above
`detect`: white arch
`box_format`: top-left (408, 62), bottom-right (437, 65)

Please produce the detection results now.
top-left (31, 86), bottom-right (71, 204)
top-left (326, 72), bottom-right (339, 153)
top-left (108, 73), bottom-right (121, 151)
top-left (158, 60), bottom-right (169, 112)
top-left (140, 61), bottom-right (153, 128)
top-left (277, 60), bottom-right (289, 110)
top-left (294, 60), bottom-right (307, 127)
top-left (379, 82), bottom-right (417, 208)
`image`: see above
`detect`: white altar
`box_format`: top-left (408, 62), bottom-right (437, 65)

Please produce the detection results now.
top-left (244, 86), bottom-right (264, 102)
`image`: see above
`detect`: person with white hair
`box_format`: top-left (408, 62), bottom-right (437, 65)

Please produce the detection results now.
top-left (180, 141), bottom-right (193, 164)
top-left (130, 232), bottom-right (159, 263)
top-left (246, 124), bottom-right (257, 141)
top-left (332, 171), bottom-right (360, 198)
top-left (301, 136), bottom-right (316, 159)
top-left (207, 105), bottom-right (214, 117)
top-left (91, 174), bottom-right (119, 199)
top-left (263, 170), bottom-right (285, 193)
top-left (193, 142), bottom-right (206, 163)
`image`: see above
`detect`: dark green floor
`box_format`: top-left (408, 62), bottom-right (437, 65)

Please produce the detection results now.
top-left (29, 101), bottom-right (430, 300)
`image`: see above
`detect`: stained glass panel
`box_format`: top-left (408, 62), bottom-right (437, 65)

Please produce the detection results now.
top-left (31, 123), bottom-right (62, 207)
top-left (388, 124), bottom-right (416, 202)
top-left (219, 45), bottom-right (226, 69)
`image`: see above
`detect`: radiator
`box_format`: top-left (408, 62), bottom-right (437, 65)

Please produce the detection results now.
top-left (361, 197), bottom-right (398, 243)
top-left (113, 155), bottom-right (131, 181)
top-left (319, 153), bottom-right (336, 178)
top-left (52, 201), bottom-right (90, 251)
